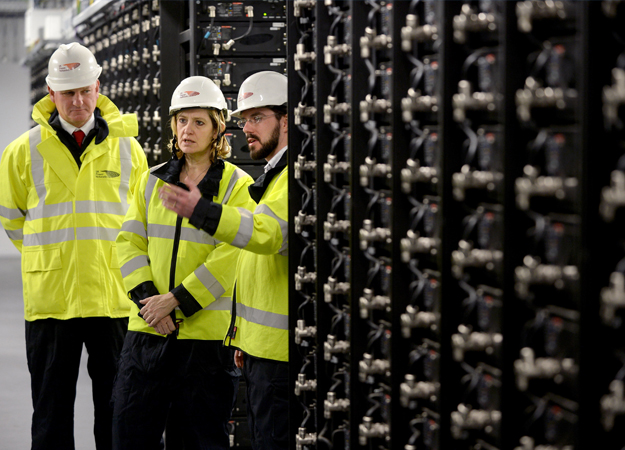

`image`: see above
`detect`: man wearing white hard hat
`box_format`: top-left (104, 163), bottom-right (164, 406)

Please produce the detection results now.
top-left (0, 42), bottom-right (148, 449)
top-left (160, 70), bottom-right (289, 449)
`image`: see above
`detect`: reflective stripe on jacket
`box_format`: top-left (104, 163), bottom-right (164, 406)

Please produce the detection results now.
top-left (220, 162), bottom-right (289, 362)
top-left (0, 94), bottom-right (148, 321)
top-left (116, 159), bottom-right (254, 340)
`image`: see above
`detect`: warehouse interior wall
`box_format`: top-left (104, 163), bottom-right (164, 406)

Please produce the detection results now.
top-left (0, 62), bottom-right (30, 258)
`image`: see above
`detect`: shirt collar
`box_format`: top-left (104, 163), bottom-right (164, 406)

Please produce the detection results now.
top-left (59, 114), bottom-right (95, 136)
top-left (264, 145), bottom-right (288, 173)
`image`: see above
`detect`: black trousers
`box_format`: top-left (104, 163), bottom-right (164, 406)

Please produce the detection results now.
top-left (242, 354), bottom-right (289, 450)
top-left (25, 317), bottom-right (128, 450)
top-left (111, 331), bottom-right (239, 450)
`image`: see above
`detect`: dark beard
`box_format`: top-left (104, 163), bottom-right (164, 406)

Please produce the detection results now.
top-left (249, 122), bottom-right (280, 161)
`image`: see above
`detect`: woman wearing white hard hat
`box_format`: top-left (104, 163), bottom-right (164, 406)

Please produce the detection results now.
top-left (112, 76), bottom-right (254, 449)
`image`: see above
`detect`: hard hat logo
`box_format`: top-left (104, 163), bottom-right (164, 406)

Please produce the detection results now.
top-left (238, 92), bottom-right (254, 102)
top-left (179, 91), bottom-right (200, 98)
top-left (59, 63), bottom-right (81, 72)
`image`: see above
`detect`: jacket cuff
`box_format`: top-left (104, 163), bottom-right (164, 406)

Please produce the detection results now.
top-left (171, 284), bottom-right (203, 317)
top-left (189, 197), bottom-right (222, 235)
top-left (129, 281), bottom-right (160, 314)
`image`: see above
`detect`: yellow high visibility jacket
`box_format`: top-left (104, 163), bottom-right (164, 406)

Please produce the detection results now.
top-left (116, 157), bottom-right (254, 340)
top-left (214, 153), bottom-right (289, 361)
top-left (0, 94), bottom-right (148, 321)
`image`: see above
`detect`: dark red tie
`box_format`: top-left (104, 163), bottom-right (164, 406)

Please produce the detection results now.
top-left (73, 129), bottom-right (85, 147)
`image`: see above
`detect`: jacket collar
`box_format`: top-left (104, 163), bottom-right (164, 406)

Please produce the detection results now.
top-left (33, 94), bottom-right (136, 139)
top-left (152, 153), bottom-right (224, 198)
top-left (248, 149), bottom-right (287, 203)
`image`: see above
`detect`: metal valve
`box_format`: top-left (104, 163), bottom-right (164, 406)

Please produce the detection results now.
top-left (453, 3), bottom-right (497, 44)
top-left (152, 110), bottom-right (161, 127)
top-left (294, 102), bottom-right (317, 125)
top-left (152, 77), bottom-right (161, 96)
top-left (515, 165), bottom-right (578, 210)
top-left (359, 27), bottom-right (392, 58)
top-left (324, 334), bottom-right (350, 361)
top-left (294, 0), bottom-right (316, 17)
top-left (295, 427), bottom-right (317, 450)
top-left (132, 80), bottom-right (140, 96)
top-left (514, 347), bottom-right (577, 391)
top-left (359, 219), bottom-right (391, 250)
top-left (401, 158), bottom-right (438, 190)
top-left (401, 229), bottom-right (440, 261)
top-left (399, 374), bottom-right (439, 408)
top-left (142, 78), bottom-right (150, 96)
top-left (450, 403), bottom-right (501, 439)
top-left (323, 276), bottom-right (350, 302)
top-left (514, 255), bottom-right (579, 299)
top-left (516, 76), bottom-right (576, 122)
top-left (451, 324), bottom-right (502, 361)
top-left (401, 305), bottom-right (438, 338)
top-left (360, 156), bottom-right (391, 186)
top-left (453, 80), bottom-right (496, 122)
top-left (323, 155), bottom-right (350, 182)
top-left (359, 353), bottom-right (390, 381)
top-left (294, 373), bottom-right (317, 396)
top-left (294, 43), bottom-right (316, 71)
top-left (516, 1), bottom-right (569, 33)
top-left (324, 35), bottom-right (351, 64)
top-left (600, 170), bottom-right (625, 221)
top-left (603, 68), bottom-right (625, 127)
top-left (142, 141), bottom-right (152, 156)
top-left (401, 88), bottom-right (438, 122)
top-left (358, 416), bottom-right (390, 445)
top-left (360, 94), bottom-right (392, 122)
top-left (295, 210), bottom-right (316, 234)
top-left (295, 266), bottom-right (316, 291)
top-left (324, 96), bottom-right (351, 123)
top-left (142, 110), bottom-right (151, 128)
top-left (323, 212), bottom-right (350, 241)
top-left (294, 319), bottom-right (316, 345)
top-left (324, 392), bottom-right (350, 418)
top-left (359, 288), bottom-right (390, 319)
top-left (151, 44), bottom-right (160, 62)
top-left (123, 80), bottom-right (132, 97)
top-left (452, 164), bottom-right (503, 201)
top-left (451, 240), bottom-right (503, 279)
top-left (601, 379), bottom-right (625, 431)
top-left (294, 154), bottom-right (316, 179)
top-left (600, 271), bottom-right (625, 323)
top-left (401, 14), bottom-right (438, 52)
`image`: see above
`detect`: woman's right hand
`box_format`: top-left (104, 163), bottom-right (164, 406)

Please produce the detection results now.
top-left (154, 316), bottom-right (177, 335)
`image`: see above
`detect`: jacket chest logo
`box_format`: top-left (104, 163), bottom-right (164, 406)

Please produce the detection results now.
top-left (96, 170), bottom-right (120, 178)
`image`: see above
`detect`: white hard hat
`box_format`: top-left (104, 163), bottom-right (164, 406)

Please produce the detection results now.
top-left (169, 76), bottom-right (228, 117)
top-left (46, 43), bottom-right (102, 91)
top-left (230, 71), bottom-right (287, 118)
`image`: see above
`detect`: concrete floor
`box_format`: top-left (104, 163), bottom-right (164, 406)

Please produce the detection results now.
top-left (0, 256), bottom-right (96, 450)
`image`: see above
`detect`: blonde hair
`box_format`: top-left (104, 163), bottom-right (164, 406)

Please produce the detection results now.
top-left (168, 108), bottom-right (231, 162)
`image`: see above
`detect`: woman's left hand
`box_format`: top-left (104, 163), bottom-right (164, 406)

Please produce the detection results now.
top-left (140, 292), bottom-right (181, 327)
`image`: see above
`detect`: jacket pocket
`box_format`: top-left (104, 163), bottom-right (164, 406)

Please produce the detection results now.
top-left (23, 247), bottom-right (66, 314)
top-left (110, 243), bottom-right (120, 269)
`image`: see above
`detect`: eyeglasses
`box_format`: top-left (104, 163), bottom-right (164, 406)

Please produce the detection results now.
top-left (236, 113), bottom-right (279, 129)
